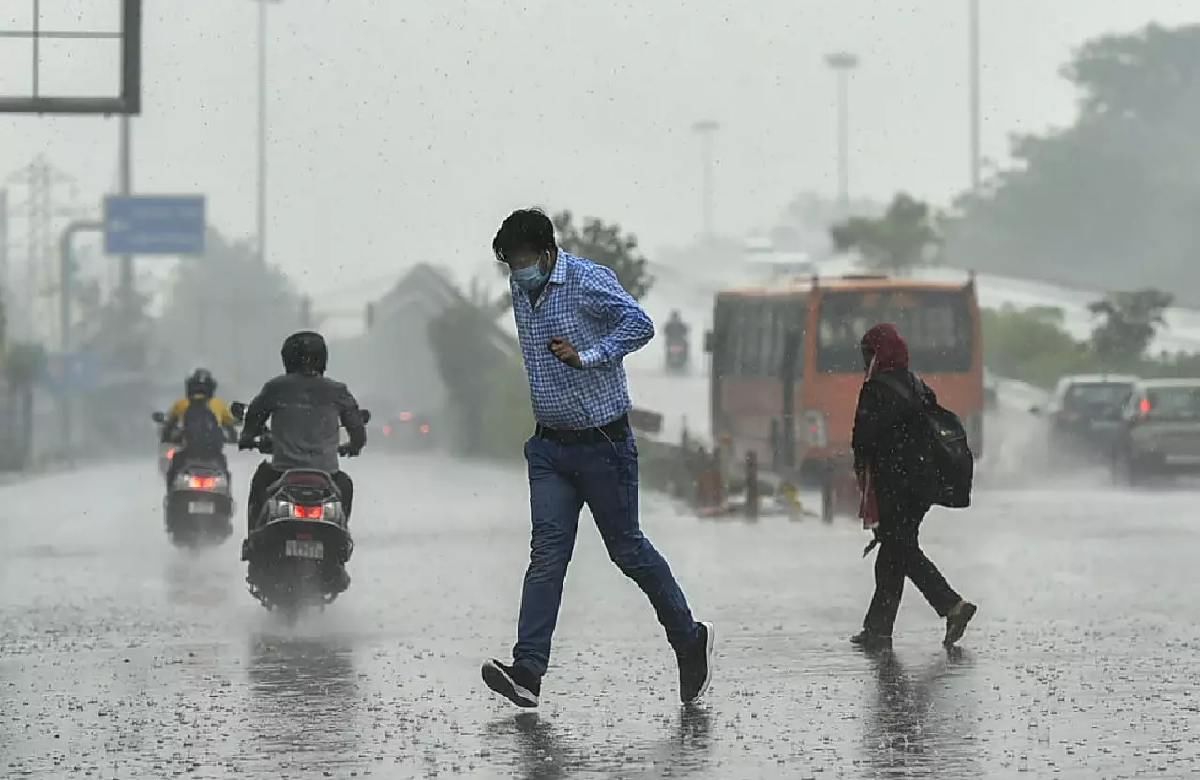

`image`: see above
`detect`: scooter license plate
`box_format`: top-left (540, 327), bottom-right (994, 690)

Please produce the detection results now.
top-left (285, 539), bottom-right (324, 560)
top-left (188, 501), bottom-right (216, 514)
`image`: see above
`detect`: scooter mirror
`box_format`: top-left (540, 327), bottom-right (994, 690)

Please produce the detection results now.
top-left (151, 411), bottom-right (166, 423)
top-left (360, 409), bottom-right (372, 425)
top-left (230, 402), bottom-right (246, 421)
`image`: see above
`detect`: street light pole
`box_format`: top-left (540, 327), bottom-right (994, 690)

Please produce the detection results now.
top-left (256, 0), bottom-right (269, 265)
top-left (968, 0), bottom-right (981, 192)
top-left (691, 120), bottom-right (719, 240)
top-left (825, 52), bottom-right (859, 212)
top-left (119, 114), bottom-right (133, 305)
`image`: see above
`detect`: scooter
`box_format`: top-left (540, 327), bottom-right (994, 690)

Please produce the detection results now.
top-left (152, 411), bottom-right (236, 548)
top-left (231, 402), bottom-right (369, 621)
top-left (666, 338), bottom-right (690, 373)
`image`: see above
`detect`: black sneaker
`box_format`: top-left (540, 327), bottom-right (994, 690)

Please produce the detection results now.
top-left (677, 622), bottom-right (715, 704)
top-left (943, 601), bottom-right (977, 647)
top-left (849, 630), bottom-right (893, 650)
top-left (240, 538), bottom-right (252, 561)
top-left (482, 659), bottom-right (540, 708)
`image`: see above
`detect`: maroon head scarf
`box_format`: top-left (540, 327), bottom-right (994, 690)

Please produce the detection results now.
top-left (860, 323), bottom-right (910, 373)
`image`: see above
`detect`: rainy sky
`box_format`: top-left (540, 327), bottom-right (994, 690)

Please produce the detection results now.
top-left (2, 0), bottom-right (1197, 304)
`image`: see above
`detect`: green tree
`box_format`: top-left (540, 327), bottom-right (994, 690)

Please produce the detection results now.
top-left (830, 193), bottom-right (940, 273)
top-left (1088, 288), bottom-right (1173, 363)
top-left (981, 305), bottom-right (1093, 387)
top-left (946, 24), bottom-right (1200, 300)
top-left (2, 341), bottom-right (48, 469)
top-left (427, 294), bottom-right (528, 459)
top-left (155, 228), bottom-right (302, 390)
top-left (552, 211), bottom-right (654, 299)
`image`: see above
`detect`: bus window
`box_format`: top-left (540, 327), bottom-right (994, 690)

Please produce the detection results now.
top-left (768, 299), bottom-right (805, 378)
top-left (739, 303), bottom-right (765, 376)
top-left (816, 290), bottom-right (972, 373)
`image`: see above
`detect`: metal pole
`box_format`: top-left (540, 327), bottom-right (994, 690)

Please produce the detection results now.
top-left (58, 220), bottom-right (103, 456)
top-left (257, 0), bottom-right (268, 265)
top-left (968, 0), bottom-right (981, 192)
top-left (0, 189), bottom-right (7, 344)
top-left (59, 221), bottom-right (104, 354)
top-left (31, 0), bottom-right (40, 99)
top-left (836, 70), bottom-right (848, 208)
top-left (701, 133), bottom-right (712, 238)
top-left (825, 52), bottom-right (859, 212)
top-left (780, 328), bottom-right (800, 471)
top-left (119, 115), bottom-right (133, 306)
top-left (692, 120), bottom-right (719, 240)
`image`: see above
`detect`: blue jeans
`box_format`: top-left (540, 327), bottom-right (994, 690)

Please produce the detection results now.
top-left (513, 435), bottom-right (699, 677)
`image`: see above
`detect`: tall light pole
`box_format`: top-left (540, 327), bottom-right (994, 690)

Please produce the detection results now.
top-left (692, 120), bottom-right (719, 240)
top-left (118, 115), bottom-right (133, 307)
top-left (968, 0), bottom-right (981, 192)
top-left (825, 51), bottom-right (859, 211)
top-left (255, 0), bottom-right (282, 265)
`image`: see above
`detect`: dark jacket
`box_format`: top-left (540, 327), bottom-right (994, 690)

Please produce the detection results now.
top-left (852, 368), bottom-right (936, 520)
top-left (241, 373), bottom-right (366, 473)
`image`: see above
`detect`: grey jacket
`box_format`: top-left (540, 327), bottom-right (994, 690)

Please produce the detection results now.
top-left (240, 372), bottom-right (366, 473)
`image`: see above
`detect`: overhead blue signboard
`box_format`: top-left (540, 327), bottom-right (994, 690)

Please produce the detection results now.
top-left (104, 195), bottom-right (206, 255)
top-left (45, 352), bottom-right (99, 394)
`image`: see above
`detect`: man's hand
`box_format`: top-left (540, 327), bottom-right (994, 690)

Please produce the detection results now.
top-left (548, 338), bottom-right (583, 369)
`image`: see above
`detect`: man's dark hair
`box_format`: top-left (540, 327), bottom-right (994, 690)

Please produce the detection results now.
top-left (493, 208), bottom-right (556, 264)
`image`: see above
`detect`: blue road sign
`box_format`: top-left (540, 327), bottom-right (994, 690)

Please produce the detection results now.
top-left (45, 352), bottom-right (99, 394)
top-left (104, 195), bottom-right (206, 255)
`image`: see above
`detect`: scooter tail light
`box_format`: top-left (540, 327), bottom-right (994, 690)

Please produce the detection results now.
top-left (292, 504), bottom-right (324, 520)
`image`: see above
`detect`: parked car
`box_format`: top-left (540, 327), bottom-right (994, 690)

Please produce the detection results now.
top-left (1031, 374), bottom-right (1137, 455)
top-left (1111, 378), bottom-right (1200, 484)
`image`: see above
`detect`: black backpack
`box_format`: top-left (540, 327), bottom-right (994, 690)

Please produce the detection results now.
top-left (873, 372), bottom-right (974, 509)
top-left (181, 397), bottom-right (226, 457)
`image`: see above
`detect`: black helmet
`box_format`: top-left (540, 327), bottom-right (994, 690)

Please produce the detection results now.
top-left (281, 331), bottom-right (328, 375)
top-left (186, 368), bottom-right (217, 398)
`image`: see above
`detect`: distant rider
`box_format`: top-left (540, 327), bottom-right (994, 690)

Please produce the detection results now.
top-left (238, 331), bottom-right (366, 558)
top-left (162, 368), bottom-right (237, 486)
top-left (663, 310), bottom-right (689, 345)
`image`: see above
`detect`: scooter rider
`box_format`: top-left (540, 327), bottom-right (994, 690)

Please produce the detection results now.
top-left (163, 368), bottom-right (237, 486)
top-left (663, 309), bottom-right (689, 368)
top-left (238, 331), bottom-right (367, 560)
top-left (664, 310), bottom-right (689, 344)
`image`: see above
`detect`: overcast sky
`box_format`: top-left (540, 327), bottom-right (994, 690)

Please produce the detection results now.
top-left (2, 0), bottom-right (1197, 306)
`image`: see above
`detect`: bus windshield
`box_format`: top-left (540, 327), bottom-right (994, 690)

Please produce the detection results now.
top-left (817, 289), bottom-right (973, 373)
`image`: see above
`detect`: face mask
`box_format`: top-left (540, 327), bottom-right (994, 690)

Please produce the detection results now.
top-left (511, 263), bottom-right (549, 292)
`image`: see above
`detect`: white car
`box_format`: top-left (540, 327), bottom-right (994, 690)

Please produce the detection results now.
top-left (1112, 378), bottom-right (1200, 484)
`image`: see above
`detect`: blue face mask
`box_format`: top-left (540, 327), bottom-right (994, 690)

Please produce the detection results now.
top-left (511, 263), bottom-right (549, 292)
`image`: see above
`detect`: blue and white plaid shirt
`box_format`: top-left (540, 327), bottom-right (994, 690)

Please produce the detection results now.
top-left (509, 251), bottom-right (654, 430)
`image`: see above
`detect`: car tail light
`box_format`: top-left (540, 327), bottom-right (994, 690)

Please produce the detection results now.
top-left (293, 504), bottom-right (324, 520)
top-left (188, 475), bottom-right (218, 490)
top-left (166, 447), bottom-right (176, 461)
top-left (1139, 397), bottom-right (1152, 418)
top-left (383, 424), bottom-right (393, 437)
top-left (419, 424), bottom-right (430, 435)
top-left (399, 411), bottom-right (413, 422)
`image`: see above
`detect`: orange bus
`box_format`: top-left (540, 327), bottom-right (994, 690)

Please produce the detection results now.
top-left (706, 274), bottom-right (983, 519)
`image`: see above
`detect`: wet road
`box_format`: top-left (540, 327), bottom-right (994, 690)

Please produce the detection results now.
top-left (3, 453), bottom-right (1199, 779)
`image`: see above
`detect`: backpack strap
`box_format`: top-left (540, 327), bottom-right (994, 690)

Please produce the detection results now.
top-left (872, 371), bottom-right (922, 410)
